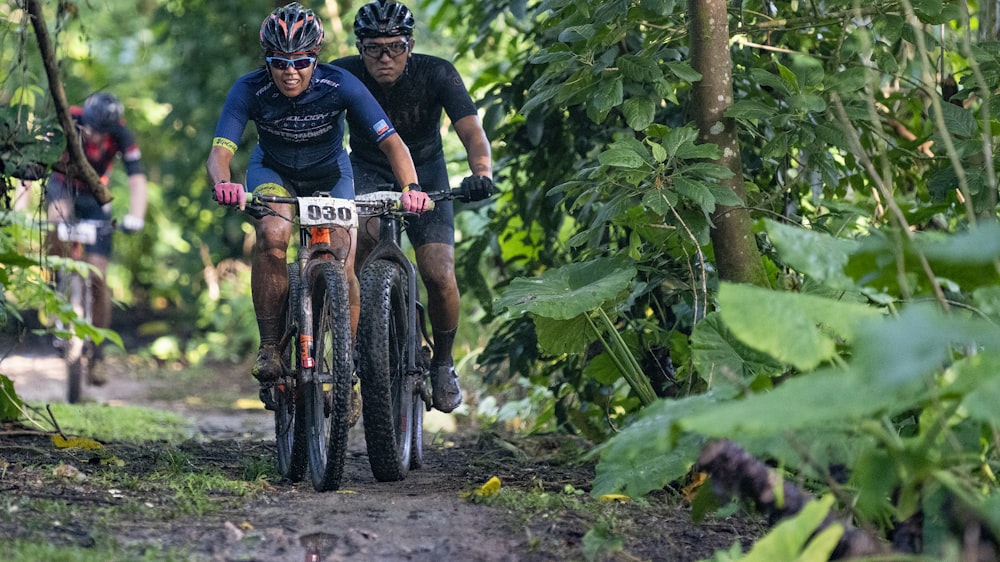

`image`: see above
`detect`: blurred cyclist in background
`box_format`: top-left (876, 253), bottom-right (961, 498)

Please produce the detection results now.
top-left (15, 91), bottom-right (148, 384)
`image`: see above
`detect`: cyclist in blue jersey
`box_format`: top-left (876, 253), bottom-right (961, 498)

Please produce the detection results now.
top-left (206, 2), bottom-right (429, 389)
top-left (333, 0), bottom-right (494, 413)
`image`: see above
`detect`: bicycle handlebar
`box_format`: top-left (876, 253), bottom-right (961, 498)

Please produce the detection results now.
top-left (245, 185), bottom-right (478, 221)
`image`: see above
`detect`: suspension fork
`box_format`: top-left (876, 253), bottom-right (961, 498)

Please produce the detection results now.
top-left (297, 226), bottom-right (349, 380)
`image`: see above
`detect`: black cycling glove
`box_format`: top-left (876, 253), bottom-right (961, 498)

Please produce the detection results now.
top-left (460, 175), bottom-right (494, 202)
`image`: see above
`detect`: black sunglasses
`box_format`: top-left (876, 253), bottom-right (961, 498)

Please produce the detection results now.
top-left (266, 56), bottom-right (316, 70)
top-left (359, 41), bottom-right (409, 59)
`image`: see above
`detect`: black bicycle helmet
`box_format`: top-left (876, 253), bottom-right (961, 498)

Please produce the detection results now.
top-left (260, 2), bottom-right (324, 55)
top-left (354, 0), bottom-right (415, 39)
top-left (82, 92), bottom-right (124, 133)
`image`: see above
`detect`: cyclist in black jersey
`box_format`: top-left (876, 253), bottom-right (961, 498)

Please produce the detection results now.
top-left (207, 2), bottom-right (429, 388)
top-left (333, 0), bottom-right (494, 413)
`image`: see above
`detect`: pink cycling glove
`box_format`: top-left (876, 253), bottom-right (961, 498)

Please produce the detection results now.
top-left (400, 188), bottom-right (430, 214)
top-left (214, 182), bottom-right (247, 210)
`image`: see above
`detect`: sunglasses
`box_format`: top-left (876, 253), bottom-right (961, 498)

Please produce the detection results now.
top-left (266, 56), bottom-right (316, 70)
top-left (360, 41), bottom-right (409, 59)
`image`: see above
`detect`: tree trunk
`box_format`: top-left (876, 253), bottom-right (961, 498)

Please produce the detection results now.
top-left (24, 0), bottom-right (111, 204)
top-left (687, 0), bottom-right (769, 287)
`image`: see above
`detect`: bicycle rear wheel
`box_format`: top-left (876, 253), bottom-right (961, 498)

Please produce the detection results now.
top-left (359, 259), bottom-right (414, 482)
top-left (304, 260), bottom-right (353, 491)
top-left (275, 262), bottom-right (307, 482)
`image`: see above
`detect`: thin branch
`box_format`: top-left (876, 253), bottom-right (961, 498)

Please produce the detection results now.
top-left (23, 0), bottom-right (112, 204)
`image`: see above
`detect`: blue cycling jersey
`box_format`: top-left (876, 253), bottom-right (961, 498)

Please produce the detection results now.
top-left (212, 63), bottom-right (396, 183)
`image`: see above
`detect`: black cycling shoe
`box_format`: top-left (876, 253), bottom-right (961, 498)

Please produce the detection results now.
top-left (431, 364), bottom-right (462, 413)
top-left (251, 345), bottom-right (282, 382)
top-left (252, 346), bottom-right (282, 411)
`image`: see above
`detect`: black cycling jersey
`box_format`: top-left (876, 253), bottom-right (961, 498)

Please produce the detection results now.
top-left (54, 105), bottom-right (143, 191)
top-left (331, 54), bottom-right (478, 168)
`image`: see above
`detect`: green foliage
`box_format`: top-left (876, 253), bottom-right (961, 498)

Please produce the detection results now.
top-left (0, 373), bottom-right (22, 421)
top-left (701, 496), bottom-right (841, 562)
top-left (37, 403), bottom-right (195, 443)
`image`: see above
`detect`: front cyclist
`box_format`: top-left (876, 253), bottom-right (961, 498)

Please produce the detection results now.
top-left (206, 2), bottom-right (428, 400)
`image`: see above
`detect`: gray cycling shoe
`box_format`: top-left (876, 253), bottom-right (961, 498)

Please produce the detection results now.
top-left (251, 345), bottom-right (282, 383)
top-left (431, 364), bottom-right (462, 413)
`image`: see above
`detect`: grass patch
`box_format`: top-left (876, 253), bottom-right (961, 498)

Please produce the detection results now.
top-left (25, 403), bottom-right (196, 444)
top-left (4, 538), bottom-right (194, 562)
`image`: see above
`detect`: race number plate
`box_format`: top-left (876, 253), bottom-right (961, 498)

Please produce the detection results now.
top-left (297, 196), bottom-right (357, 228)
top-left (56, 222), bottom-right (99, 245)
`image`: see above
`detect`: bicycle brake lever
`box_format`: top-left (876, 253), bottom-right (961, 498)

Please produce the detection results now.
top-left (245, 200), bottom-right (276, 220)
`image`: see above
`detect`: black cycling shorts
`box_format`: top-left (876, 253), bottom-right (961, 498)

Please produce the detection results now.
top-left (45, 174), bottom-right (113, 257)
top-left (352, 157), bottom-right (455, 247)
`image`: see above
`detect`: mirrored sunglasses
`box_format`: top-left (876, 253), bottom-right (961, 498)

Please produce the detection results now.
top-left (266, 56), bottom-right (316, 70)
top-left (360, 41), bottom-right (409, 59)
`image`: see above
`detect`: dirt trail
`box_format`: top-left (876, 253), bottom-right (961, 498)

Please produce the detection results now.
top-left (0, 336), bottom-right (762, 561)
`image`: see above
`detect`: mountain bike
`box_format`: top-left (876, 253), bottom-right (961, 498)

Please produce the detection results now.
top-left (50, 219), bottom-right (115, 404)
top-left (354, 186), bottom-right (475, 482)
top-left (246, 192), bottom-right (355, 492)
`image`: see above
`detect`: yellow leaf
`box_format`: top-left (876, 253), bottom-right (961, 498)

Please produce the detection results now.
top-left (682, 471), bottom-right (708, 503)
top-left (239, 522), bottom-right (254, 530)
top-left (475, 476), bottom-right (502, 498)
top-left (598, 494), bottom-right (631, 503)
top-left (51, 434), bottom-right (103, 450)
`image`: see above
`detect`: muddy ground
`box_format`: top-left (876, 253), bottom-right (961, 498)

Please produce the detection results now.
top-left (0, 335), bottom-right (765, 561)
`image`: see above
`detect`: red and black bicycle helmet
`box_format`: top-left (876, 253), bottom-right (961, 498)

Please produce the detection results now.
top-left (353, 0), bottom-right (415, 39)
top-left (82, 92), bottom-right (124, 133)
top-left (260, 2), bottom-right (324, 55)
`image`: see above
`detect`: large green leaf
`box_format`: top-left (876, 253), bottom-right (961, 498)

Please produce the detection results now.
top-left (764, 219), bottom-right (860, 290)
top-left (493, 257), bottom-right (636, 320)
top-left (717, 284), bottom-right (882, 370)
top-left (679, 367), bottom-right (924, 438)
top-left (690, 312), bottom-right (785, 383)
top-left (852, 303), bottom-right (1000, 388)
top-left (598, 146), bottom-right (648, 168)
top-left (623, 97), bottom-right (656, 131)
top-left (741, 496), bottom-right (840, 562)
top-left (592, 394), bottom-right (715, 497)
top-left (951, 354), bottom-right (1000, 425)
top-left (939, 101), bottom-right (977, 138)
top-left (0, 374), bottom-right (23, 422)
top-left (534, 314), bottom-right (593, 355)
top-left (617, 54), bottom-right (661, 82)
top-left (725, 99), bottom-right (778, 120)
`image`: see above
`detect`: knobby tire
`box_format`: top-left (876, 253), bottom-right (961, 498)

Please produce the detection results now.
top-left (359, 259), bottom-right (415, 482)
top-left (63, 273), bottom-right (91, 404)
top-left (304, 260), bottom-right (353, 491)
top-left (275, 262), bottom-right (307, 481)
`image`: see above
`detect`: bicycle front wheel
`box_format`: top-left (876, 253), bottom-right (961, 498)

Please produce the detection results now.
top-left (62, 273), bottom-right (91, 404)
top-left (359, 259), bottom-right (415, 482)
top-left (275, 262), bottom-right (307, 482)
top-left (304, 260), bottom-right (353, 492)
